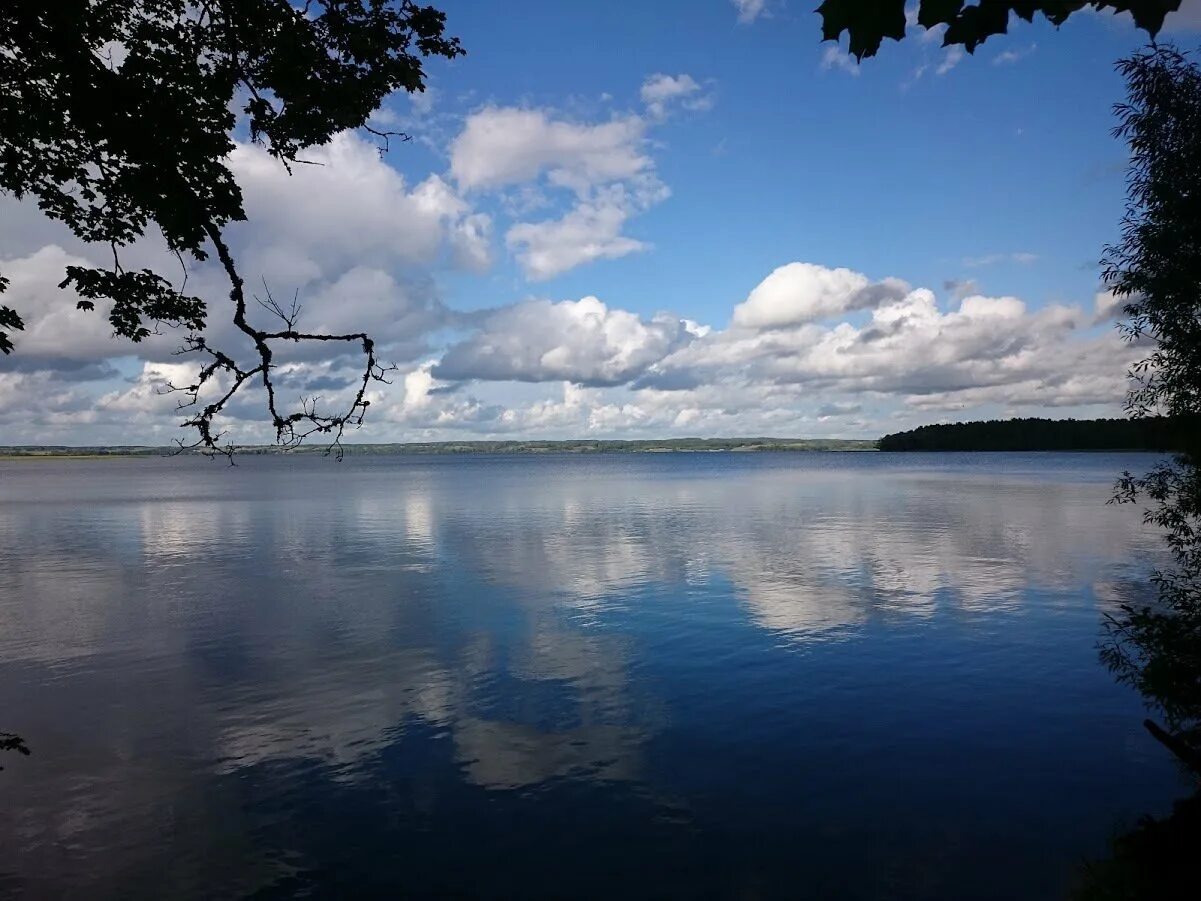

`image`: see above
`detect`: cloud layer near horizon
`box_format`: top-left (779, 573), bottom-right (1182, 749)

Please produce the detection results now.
top-left (0, 78), bottom-right (1138, 446)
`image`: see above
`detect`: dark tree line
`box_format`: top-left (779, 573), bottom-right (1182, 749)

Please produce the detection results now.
top-left (878, 416), bottom-right (1196, 452)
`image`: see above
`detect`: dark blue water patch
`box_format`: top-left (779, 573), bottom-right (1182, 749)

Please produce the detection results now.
top-left (220, 724), bottom-right (706, 901)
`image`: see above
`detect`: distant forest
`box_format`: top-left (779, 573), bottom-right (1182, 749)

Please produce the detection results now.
top-left (878, 417), bottom-right (1196, 452)
top-left (4, 422), bottom-right (1195, 457)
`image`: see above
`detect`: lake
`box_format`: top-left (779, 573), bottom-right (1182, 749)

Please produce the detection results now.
top-left (0, 452), bottom-right (1187, 899)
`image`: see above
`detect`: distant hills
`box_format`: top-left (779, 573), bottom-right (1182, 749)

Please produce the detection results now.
top-left (878, 417), bottom-right (1196, 452)
top-left (0, 437), bottom-right (876, 457)
top-left (310, 438), bottom-right (878, 454)
top-left (3, 419), bottom-right (1193, 458)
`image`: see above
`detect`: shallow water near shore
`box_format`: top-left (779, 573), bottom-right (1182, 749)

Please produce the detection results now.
top-left (0, 451), bottom-right (1188, 899)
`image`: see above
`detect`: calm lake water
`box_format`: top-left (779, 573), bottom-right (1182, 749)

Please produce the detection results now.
top-left (0, 452), bottom-right (1188, 899)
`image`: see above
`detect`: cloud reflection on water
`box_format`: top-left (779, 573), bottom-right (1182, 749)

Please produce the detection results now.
top-left (0, 453), bottom-right (1171, 897)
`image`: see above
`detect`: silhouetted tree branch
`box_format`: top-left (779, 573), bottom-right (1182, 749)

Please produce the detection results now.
top-left (1143, 718), bottom-right (1201, 775)
top-left (0, 0), bottom-right (461, 452)
top-left (161, 226), bottom-right (396, 461)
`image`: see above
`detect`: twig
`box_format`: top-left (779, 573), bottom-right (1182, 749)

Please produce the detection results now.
top-left (160, 225), bottom-right (391, 461)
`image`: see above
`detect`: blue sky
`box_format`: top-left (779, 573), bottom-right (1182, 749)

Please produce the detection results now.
top-left (418, 0), bottom-right (1169, 316)
top-left (3, 1), bottom-right (1200, 445)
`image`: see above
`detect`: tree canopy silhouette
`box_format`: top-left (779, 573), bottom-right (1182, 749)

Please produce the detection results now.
top-left (0, 0), bottom-right (461, 455)
top-left (818, 0), bottom-right (1182, 60)
top-left (1100, 46), bottom-right (1201, 777)
top-left (1104, 48), bottom-right (1201, 429)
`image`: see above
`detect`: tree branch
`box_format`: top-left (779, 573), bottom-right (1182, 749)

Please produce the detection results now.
top-left (162, 224), bottom-right (394, 461)
top-left (1144, 719), bottom-right (1201, 777)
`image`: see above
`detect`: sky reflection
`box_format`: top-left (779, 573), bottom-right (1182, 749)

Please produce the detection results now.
top-left (0, 453), bottom-right (1183, 899)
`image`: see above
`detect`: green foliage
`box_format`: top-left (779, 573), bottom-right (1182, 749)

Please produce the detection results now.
top-left (0, 1), bottom-right (461, 442)
top-left (1104, 47), bottom-right (1201, 429)
top-left (61, 265), bottom-right (206, 341)
top-left (0, 274), bottom-right (21, 354)
top-left (1107, 461), bottom-right (1201, 754)
top-left (817, 0), bottom-right (1180, 60)
top-left (1, 0), bottom-right (460, 253)
top-left (877, 416), bottom-right (1195, 452)
top-left (1100, 47), bottom-right (1201, 776)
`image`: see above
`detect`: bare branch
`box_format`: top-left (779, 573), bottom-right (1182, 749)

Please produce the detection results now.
top-left (255, 280), bottom-right (302, 330)
top-left (160, 225), bottom-right (391, 460)
top-left (363, 123), bottom-right (412, 155)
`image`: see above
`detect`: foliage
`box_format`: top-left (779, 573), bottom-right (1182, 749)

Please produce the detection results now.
top-left (878, 416), bottom-right (1195, 452)
top-left (0, 274), bottom-right (18, 354)
top-left (0, 0), bottom-right (461, 455)
top-left (817, 0), bottom-right (1180, 60)
top-left (1101, 46), bottom-right (1201, 776)
top-left (1106, 459), bottom-right (1201, 763)
top-left (1103, 47), bottom-right (1201, 429)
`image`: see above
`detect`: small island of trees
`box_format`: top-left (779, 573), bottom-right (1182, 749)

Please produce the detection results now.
top-left (878, 416), bottom-right (1196, 452)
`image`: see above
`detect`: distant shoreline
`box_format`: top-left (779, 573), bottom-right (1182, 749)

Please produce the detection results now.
top-left (0, 438), bottom-right (878, 458)
top-left (7, 416), bottom-right (1194, 458)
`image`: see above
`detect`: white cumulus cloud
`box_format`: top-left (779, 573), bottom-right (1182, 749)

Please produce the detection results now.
top-left (640, 73), bottom-right (710, 119)
top-left (505, 181), bottom-right (667, 281)
top-left (448, 106), bottom-right (672, 281)
top-left (731, 262), bottom-right (908, 330)
top-left (434, 296), bottom-right (696, 386)
top-left (449, 107), bottom-right (649, 194)
top-left (230, 133), bottom-right (481, 277)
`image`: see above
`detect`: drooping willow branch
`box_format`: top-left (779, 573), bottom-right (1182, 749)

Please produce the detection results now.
top-left (162, 225), bottom-right (395, 461)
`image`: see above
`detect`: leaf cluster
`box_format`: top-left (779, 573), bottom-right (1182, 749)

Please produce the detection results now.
top-left (817, 1), bottom-right (1180, 60)
top-left (1100, 46), bottom-right (1201, 775)
top-left (1107, 459), bottom-right (1201, 758)
top-left (0, 0), bottom-right (461, 353)
top-left (1103, 47), bottom-right (1201, 425)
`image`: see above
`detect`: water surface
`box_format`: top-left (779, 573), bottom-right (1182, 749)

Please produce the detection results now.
top-left (0, 452), bottom-right (1186, 899)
